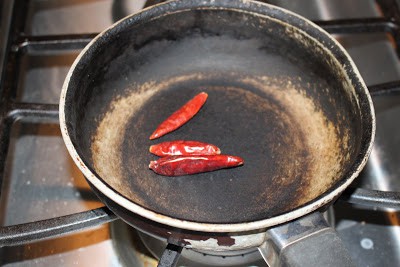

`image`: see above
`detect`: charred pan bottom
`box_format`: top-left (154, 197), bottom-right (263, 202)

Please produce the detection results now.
top-left (91, 72), bottom-right (350, 223)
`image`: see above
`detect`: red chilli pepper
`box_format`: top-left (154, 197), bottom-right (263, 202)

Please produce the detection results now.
top-left (149, 155), bottom-right (244, 176)
top-left (149, 92), bottom-right (208, 140)
top-left (149, 140), bottom-right (221, 156)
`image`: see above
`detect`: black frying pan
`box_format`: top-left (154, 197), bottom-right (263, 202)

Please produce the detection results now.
top-left (60, 0), bottom-right (374, 264)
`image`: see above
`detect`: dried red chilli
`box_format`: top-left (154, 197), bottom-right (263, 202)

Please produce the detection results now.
top-left (149, 140), bottom-right (221, 156)
top-left (149, 155), bottom-right (244, 176)
top-left (149, 92), bottom-right (208, 140)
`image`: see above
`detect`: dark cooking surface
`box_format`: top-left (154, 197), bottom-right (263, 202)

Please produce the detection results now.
top-left (0, 0), bottom-right (399, 266)
top-left (65, 6), bottom-right (364, 223)
top-left (127, 86), bottom-right (309, 222)
top-left (120, 81), bottom-right (351, 223)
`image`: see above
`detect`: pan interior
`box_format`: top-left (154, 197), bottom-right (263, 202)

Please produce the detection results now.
top-left (65, 7), bottom-right (362, 223)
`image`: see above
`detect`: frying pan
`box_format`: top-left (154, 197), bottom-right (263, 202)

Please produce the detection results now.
top-left (60, 0), bottom-right (375, 266)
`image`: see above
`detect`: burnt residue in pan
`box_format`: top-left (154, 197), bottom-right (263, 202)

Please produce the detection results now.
top-left (91, 73), bottom-right (354, 223)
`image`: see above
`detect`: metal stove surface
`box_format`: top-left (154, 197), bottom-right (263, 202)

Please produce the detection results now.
top-left (0, 0), bottom-right (399, 266)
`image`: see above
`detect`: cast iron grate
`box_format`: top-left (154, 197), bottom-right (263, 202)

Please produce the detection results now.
top-left (0, 0), bottom-right (400, 249)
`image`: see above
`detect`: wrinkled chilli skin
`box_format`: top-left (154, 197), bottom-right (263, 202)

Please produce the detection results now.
top-left (149, 155), bottom-right (244, 176)
top-left (149, 140), bottom-right (221, 156)
top-left (149, 92), bottom-right (208, 139)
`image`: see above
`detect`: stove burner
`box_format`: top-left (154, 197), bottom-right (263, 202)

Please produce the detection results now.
top-left (109, 220), bottom-right (265, 267)
top-left (109, 210), bottom-right (335, 267)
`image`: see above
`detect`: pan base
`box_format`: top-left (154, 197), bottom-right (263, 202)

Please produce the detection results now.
top-left (92, 73), bottom-right (347, 223)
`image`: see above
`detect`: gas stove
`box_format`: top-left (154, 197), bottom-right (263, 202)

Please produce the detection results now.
top-left (0, 0), bottom-right (399, 266)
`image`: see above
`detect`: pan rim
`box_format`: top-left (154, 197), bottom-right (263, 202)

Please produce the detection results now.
top-left (59, 0), bottom-right (375, 232)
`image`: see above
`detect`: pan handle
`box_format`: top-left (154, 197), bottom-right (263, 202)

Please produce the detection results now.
top-left (258, 212), bottom-right (355, 267)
